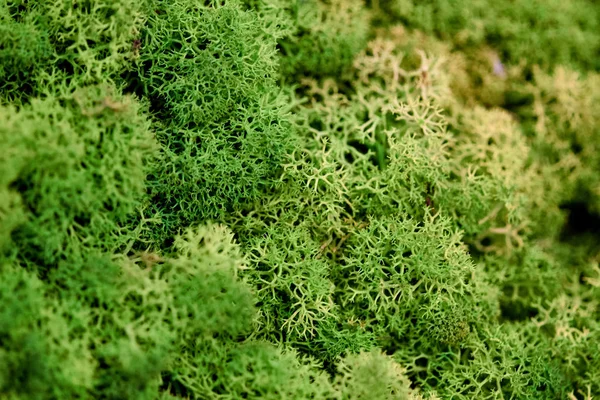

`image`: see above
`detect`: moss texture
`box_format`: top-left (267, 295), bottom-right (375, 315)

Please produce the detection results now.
top-left (1, 0), bottom-right (599, 398)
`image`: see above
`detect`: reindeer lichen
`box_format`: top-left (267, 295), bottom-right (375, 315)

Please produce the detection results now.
top-left (1, 0), bottom-right (599, 398)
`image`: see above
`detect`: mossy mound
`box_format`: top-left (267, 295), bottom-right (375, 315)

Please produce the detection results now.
top-left (1, 0), bottom-right (599, 398)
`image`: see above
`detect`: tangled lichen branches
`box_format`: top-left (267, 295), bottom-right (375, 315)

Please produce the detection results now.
top-left (2, 0), bottom-right (600, 398)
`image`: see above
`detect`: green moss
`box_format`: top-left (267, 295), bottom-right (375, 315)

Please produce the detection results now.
top-left (278, 0), bottom-right (371, 79)
top-left (0, 0), bottom-right (145, 104)
top-left (0, 14), bottom-right (52, 103)
top-left (376, 0), bottom-right (600, 71)
top-left (334, 351), bottom-right (413, 399)
top-left (1, 0), bottom-right (599, 397)
top-left (135, 0), bottom-right (296, 241)
top-left (0, 263), bottom-right (95, 399)
top-left (211, 342), bottom-right (335, 398)
top-left (0, 84), bottom-right (156, 268)
top-left (404, 324), bottom-right (571, 398)
top-left (333, 213), bottom-right (497, 349)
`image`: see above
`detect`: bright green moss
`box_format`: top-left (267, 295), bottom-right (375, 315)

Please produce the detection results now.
top-left (0, 167), bottom-right (26, 254)
top-left (135, 0), bottom-right (296, 241)
top-left (167, 224), bottom-right (256, 340)
top-left (3, 225), bottom-right (274, 399)
top-left (333, 213), bottom-right (497, 348)
top-left (334, 351), bottom-right (413, 399)
top-left (0, 14), bottom-right (52, 103)
top-left (1, 0), bottom-right (599, 397)
top-left (207, 342), bottom-right (335, 399)
top-left (0, 263), bottom-right (95, 399)
top-left (0, 0), bottom-right (145, 104)
top-left (244, 226), bottom-right (336, 343)
top-left (138, 0), bottom-right (280, 127)
top-left (403, 324), bottom-right (571, 399)
top-left (46, 253), bottom-right (173, 399)
top-left (0, 84), bottom-right (156, 268)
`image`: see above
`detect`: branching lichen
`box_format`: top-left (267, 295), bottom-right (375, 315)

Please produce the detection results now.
top-left (1, 0), bottom-right (599, 398)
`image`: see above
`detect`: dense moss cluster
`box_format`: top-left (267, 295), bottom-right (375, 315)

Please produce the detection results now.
top-left (1, 0), bottom-right (599, 398)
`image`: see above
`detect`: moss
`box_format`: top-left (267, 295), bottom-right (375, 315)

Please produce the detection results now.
top-left (135, 0), bottom-right (296, 242)
top-left (0, 263), bottom-right (95, 399)
top-left (277, 0), bottom-right (371, 80)
top-left (334, 351), bottom-right (414, 399)
top-left (0, 15), bottom-right (52, 103)
top-left (1, 0), bottom-right (599, 398)
top-left (0, 83), bottom-right (156, 268)
top-left (375, 0), bottom-right (600, 72)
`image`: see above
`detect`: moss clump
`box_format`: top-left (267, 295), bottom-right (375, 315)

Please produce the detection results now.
top-left (1, 0), bottom-right (600, 398)
top-left (0, 0), bottom-right (145, 104)
top-left (332, 213), bottom-right (496, 351)
top-left (135, 0), bottom-right (296, 242)
top-left (0, 14), bottom-right (52, 103)
top-left (1, 84), bottom-right (156, 267)
top-left (0, 263), bottom-right (94, 399)
top-left (277, 0), bottom-right (371, 80)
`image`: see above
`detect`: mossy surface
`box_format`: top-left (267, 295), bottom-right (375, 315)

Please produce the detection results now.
top-left (1, 0), bottom-right (599, 398)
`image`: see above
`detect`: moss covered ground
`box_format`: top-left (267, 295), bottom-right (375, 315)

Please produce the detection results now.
top-left (1, 0), bottom-right (599, 398)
